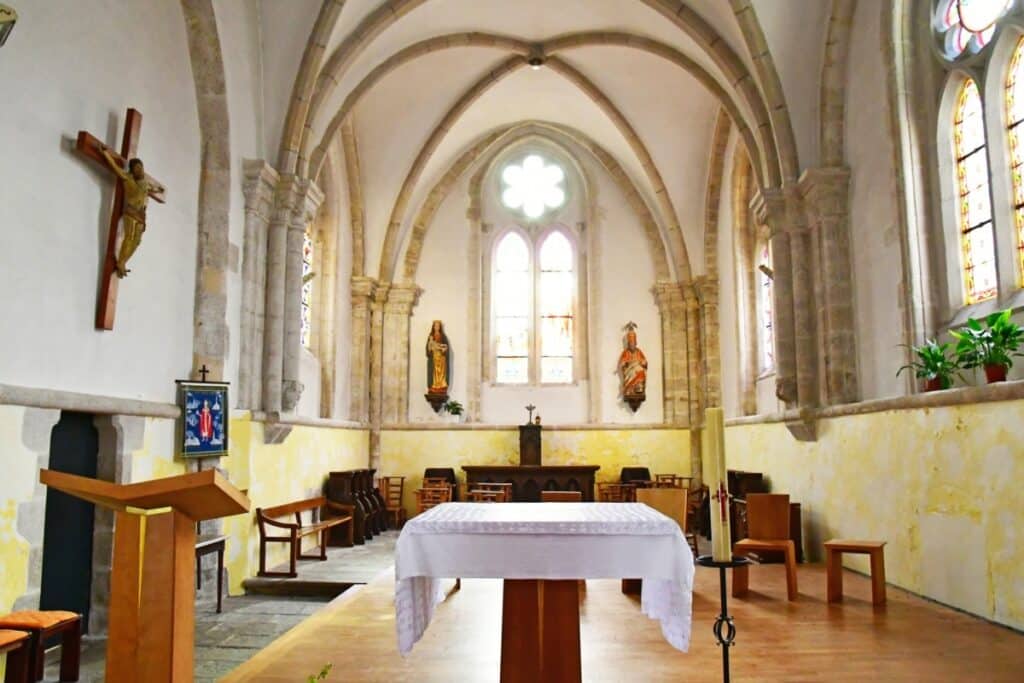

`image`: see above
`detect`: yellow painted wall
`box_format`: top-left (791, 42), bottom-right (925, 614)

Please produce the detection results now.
top-left (220, 414), bottom-right (369, 595)
top-left (380, 428), bottom-right (691, 513)
top-left (726, 398), bottom-right (1024, 631)
top-left (0, 406), bottom-right (34, 617)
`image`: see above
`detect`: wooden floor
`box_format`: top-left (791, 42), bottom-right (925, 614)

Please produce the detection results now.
top-left (223, 564), bottom-right (1024, 682)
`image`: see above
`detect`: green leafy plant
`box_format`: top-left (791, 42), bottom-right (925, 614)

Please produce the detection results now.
top-left (897, 339), bottom-right (959, 390)
top-left (307, 663), bottom-right (332, 682)
top-left (949, 309), bottom-right (1024, 370)
top-left (443, 399), bottom-right (464, 416)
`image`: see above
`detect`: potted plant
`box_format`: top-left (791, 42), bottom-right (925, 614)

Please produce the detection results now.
top-left (950, 309), bottom-right (1024, 383)
top-left (442, 399), bottom-right (464, 423)
top-left (897, 339), bottom-right (959, 391)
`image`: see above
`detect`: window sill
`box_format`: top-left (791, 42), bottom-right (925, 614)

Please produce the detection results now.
top-left (943, 288), bottom-right (1024, 331)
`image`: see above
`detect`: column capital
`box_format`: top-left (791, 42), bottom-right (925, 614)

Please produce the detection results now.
top-left (651, 280), bottom-right (685, 311)
top-left (385, 283), bottom-right (423, 314)
top-left (351, 276), bottom-right (378, 301)
top-left (693, 276), bottom-right (719, 307)
top-left (797, 166), bottom-right (851, 217)
top-left (242, 159), bottom-right (279, 211)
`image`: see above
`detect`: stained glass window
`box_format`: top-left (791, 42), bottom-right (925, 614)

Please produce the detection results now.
top-left (757, 241), bottom-right (775, 372)
top-left (1006, 36), bottom-right (1024, 285)
top-left (501, 155), bottom-right (566, 219)
top-left (538, 231), bottom-right (574, 383)
top-left (301, 229), bottom-right (314, 348)
top-left (954, 78), bottom-right (998, 303)
top-left (935, 0), bottom-right (1013, 60)
top-left (494, 232), bottom-right (531, 383)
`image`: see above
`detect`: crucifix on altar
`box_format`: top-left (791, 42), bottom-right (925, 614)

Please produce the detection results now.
top-left (74, 108), bottom-right (166, 330)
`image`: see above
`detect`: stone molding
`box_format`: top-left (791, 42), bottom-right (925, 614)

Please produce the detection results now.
top-left (0, 383), bottom-right (179, 418)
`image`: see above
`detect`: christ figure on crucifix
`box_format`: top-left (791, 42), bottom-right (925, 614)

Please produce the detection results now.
top-left (98, 148), bottom-right (162, 277)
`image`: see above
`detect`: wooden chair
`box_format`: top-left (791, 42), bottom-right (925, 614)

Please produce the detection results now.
top-left (195, 533), bottom-right (227, 613)
top-left (654, 474), bottom-right (693, 489)
top-left (0, 611), bottom-right (81, 683)
top-left (256, 497), bottom-right (354, 578)
top-left (472, 482), bottom-right (512, 502)
top-left (415, 485), bottom-right (452, 514)
top-left (379, 476), bottom-right (407, 529)
top-left (732, 493), bottom-right (798, 601)
top-left (0, 629), bottom-right (31, 683)
top-left (683, 486), bottom-right (706, 557)
top-left (622, 487), bottom-right (689, 595)
top-left (467, 489), bottom-right (505, 502)
top-left (597, 483), bottom-right (629, 502)
top-left (422, 477), bottom-right (449, 489)
top-left (540, 490), bottom-right (582, 502)
top-left (825, 539), bottom-right (887, 606)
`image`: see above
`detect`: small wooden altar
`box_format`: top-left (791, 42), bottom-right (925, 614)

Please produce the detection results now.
top-left (463, 465), bottom-right (600, 502)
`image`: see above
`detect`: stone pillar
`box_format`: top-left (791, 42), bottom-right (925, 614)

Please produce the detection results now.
top-left (281, 179), bottom-right (324, 412)
top-left (695, 276), bottom-right (721, 409)
top-left (368, 283), bottom-right (391, 469)
top-left (381, 284), bottom-right (422, 424)
top-left (239, 160), bottom-right (278, 409)
top-left (800, 166), bottom-right (858, 405)
top-left (466, 210), bottom-right (484, 422)
top-left (683, 285), bottom-right (703, 426)
top-left (349, 277), bottom-right (377, 423)
top-left (785, 185), bottom-right (820, 409)
top-left (652, 281), bottom-right (688, 425)
top-left (754, 190), bottom-right (798, 407)
top-left (262, 176), bottom-right (302, 415)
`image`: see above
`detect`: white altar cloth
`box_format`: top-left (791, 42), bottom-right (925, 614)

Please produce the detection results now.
top-left (394, 502), bottom-right (695, 655)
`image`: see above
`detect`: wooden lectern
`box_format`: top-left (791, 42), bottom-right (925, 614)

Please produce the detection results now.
top-left (40, 468), bottom-right (249, 683)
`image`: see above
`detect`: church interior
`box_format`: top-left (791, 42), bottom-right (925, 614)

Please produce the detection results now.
top-left (2, 1), bottom-right (1024, 681)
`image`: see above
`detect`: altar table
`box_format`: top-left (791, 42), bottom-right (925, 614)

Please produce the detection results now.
top-left (395, 502), bottom-right (695, 682)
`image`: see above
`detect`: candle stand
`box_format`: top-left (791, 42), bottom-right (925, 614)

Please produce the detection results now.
top-left (696, 555), bottom-right (753, 683)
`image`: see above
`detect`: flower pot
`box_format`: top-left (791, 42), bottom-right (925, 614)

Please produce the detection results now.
top-left (924, 377), bottom-right (947, 392)
top-left (983, 364), bottom-right (1008, 383)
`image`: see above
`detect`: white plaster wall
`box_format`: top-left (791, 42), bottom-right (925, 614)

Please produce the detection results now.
top-left (751, 0), bottom-right (830, 168)
top-left (330, 145), bottom-right (354, 422)
top-left (0, 0), bottom-right (200, 403)
top-left (257, 0), bottom-right (319, 164)
top-left (407, 147), bottom-right (663, 425)
top-left (717, 132), bottom-right (741, 418)
top-left (215, 0), bottom-right (265, 393)
top-left (846, 0), bottom-right (905, 400)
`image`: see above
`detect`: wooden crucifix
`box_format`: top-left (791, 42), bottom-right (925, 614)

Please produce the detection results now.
top-left (75, 108), bottom-right (166, 330)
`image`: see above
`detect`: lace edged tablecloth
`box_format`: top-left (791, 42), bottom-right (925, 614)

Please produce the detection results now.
top-left (394, 502), bottom-right (694, 655)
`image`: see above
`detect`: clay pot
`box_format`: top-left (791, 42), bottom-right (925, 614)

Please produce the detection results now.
top-left (983, 364), bottom-right (1008, 383)
top-left (924, 377), bottom-right (947, 392)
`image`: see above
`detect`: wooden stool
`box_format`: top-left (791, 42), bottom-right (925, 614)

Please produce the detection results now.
top-left (196, 534), bottom-right (227, 613)
top-left (824, 539), bottom-right (886, 606)
top-left (732, 539), bottom-right (799, 601)
top-left (0, 630), bottom-right (31, 683)
top-left (0, 611), bottom-right (80, 682)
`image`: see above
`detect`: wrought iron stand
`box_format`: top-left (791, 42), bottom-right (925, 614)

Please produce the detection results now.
top-left (696, 555), bottom-right (753, 683)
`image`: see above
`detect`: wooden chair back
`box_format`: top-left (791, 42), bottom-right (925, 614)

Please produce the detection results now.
top-left (636, 487), bottom-right (688, 531)
top-left (473, 482), bottom-right (512, 502)
top-left (654, 474), bottom-right (692, 489)
top-left (541, 490), bottom-right (582, 502)
top-left (422, 477), bottom-right (450, 489)
top-left (380, 476), bottom-right (405, 508)
top-left (745, 493), bottom-right (790, 540)
top-left (259, 496), bottom-right (326, 527)
top-left (598, 483), bottom-right (629, 502)
top-left (416, 485), bottom-right (452, 513)
top-left (468, 489), bottom-right (504, 503)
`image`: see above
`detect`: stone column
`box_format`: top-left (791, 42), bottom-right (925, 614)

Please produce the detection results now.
top-left (381, 284), bottom-right (422, 424)
top-left (239, 160), bottom-right (278, 409)
top-left (695, 276), bottom-right (721, 409)
top-left (281, 179), bottom-right (324, 412)
top-left (368, 283), bottom-right (391, 469)
top-left (800, 166), bottom-right (858, 405)
top-left (262, 176), bottom-right (302, 415)
top-left (349, 276), bottom-right (377, 423)
top-left (683, 285), bottom-right (703, 426)
top-left (652, 281), bottom-right (688, 425)
top-left (466, 210), bottom-right (484, 422)
top-left (785, 185), bottom-right (820, 409)
top-left (754, 190), bottom-right (798, 407)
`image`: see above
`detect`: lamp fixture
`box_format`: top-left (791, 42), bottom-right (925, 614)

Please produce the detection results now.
top-left (0, 4), bottom-right (15, 47)
top-left (528, 56), bottom-right (544, 70)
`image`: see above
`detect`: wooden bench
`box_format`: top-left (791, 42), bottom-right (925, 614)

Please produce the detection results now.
top-left (825, 539), bottom-right (886, 605)
top-left (256, 497), bottom-right (354, 578)
top-left (0, 629), bottom-right (31, 683)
